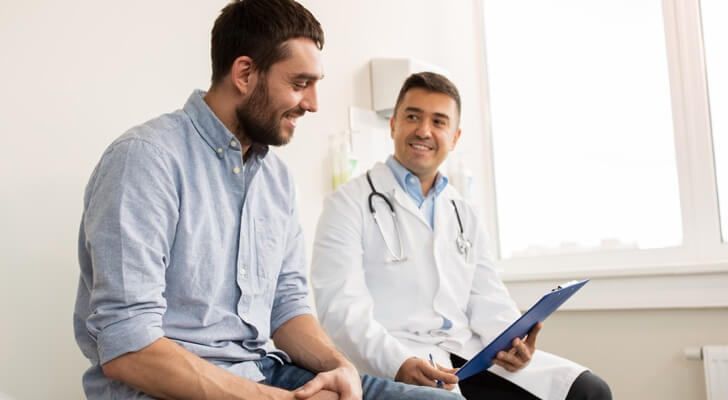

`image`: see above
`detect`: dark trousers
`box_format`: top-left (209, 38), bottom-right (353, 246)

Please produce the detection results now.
top-left (451, 354), bottom-right (612, 400)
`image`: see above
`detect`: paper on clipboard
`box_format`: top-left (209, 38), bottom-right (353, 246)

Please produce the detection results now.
top-left (455, 279), bottom-right (589, 381)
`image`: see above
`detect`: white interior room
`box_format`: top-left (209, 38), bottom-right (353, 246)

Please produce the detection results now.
top-left (1, 1), bottom-right (726, 399)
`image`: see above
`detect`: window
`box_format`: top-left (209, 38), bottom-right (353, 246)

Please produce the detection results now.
top-left (483, 0), bottom-right (681, 259)
top-left (701, 0), bottom-right (728, 242)
top-left (479, 0), bottom-right (728, 285)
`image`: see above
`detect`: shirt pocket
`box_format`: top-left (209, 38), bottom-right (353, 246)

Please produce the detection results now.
top-left (254, 216), bottom-right (284, 281)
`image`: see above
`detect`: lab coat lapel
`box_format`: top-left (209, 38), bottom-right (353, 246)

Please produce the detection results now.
top-left (390, 189), bottom-right (431, 230)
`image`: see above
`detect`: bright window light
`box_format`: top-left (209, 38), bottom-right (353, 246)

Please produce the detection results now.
top-left (483, 0), bottom-right (683, 258)
top-left (701, 0), bottom-right (728, 243)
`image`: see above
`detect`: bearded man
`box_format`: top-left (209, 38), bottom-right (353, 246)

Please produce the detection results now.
top-left (73, 1), bottom-right (463, 400)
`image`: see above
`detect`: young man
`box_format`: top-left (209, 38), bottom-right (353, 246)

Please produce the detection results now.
top-left (73, 2), bottom-right (463, 399)
top-left (311, 72), bottom-right (612, 400)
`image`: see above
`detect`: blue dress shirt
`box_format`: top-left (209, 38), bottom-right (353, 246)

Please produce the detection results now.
top-left (385, 155), bottom-right (449, 229)
top-left (73, 90), bottom-right (311, 398)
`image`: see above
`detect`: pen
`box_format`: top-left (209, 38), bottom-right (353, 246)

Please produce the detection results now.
top-left (428, 353), bottom-right (443, 388)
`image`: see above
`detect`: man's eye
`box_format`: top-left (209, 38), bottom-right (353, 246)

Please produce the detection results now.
top-left (434, 119), bottom-right (446, 126)
top-left (406, 114), bottom-right (419, 121)
top-left (294, 82), bottom-right (308, 89)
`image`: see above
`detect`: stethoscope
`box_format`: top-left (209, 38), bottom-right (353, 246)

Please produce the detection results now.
top-left (366, 170), bottom-right (472, 263)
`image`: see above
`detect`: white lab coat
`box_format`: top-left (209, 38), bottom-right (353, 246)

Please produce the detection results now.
top-left (311, 162), bottom-right (587, 399)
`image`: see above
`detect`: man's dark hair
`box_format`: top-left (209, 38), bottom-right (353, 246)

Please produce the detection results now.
top-left (393, 72), bottom-right (461, 121)
top-left (210, 0), bottom-right (324, 84)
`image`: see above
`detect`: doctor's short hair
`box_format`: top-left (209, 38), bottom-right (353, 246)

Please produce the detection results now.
top-left (393, 72), bottom-right (462, 121)
top-left (210, 0), bottom-right (324, 84)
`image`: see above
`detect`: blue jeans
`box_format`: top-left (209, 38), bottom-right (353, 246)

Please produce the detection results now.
top-left (256, 357), bottom-right (464, 400)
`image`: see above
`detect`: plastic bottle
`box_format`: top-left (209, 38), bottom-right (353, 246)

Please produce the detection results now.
top-left (330, 131), bottom-right (357, 189)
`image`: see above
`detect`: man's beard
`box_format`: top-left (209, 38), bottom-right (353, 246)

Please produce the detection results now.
top-left (235, 78), bottom-right (302, 147)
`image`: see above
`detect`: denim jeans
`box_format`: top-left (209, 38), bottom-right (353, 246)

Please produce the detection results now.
top-left (256, 357), bottom-right (464, 400)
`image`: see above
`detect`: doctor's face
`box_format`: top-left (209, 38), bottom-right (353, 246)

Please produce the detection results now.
top-left (390, 88), bottom-right (461, 182)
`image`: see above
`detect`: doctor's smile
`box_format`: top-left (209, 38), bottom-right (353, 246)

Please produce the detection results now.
top-left (407, 140), bottom-right (436, 152)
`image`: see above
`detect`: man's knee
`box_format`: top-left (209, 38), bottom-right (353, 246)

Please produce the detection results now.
top-left (360, 374), bottom-right (464, 399)
top-left (566, 370), bottom-right (612, 400)
top-left (394, 385), bottom-right (464, 400)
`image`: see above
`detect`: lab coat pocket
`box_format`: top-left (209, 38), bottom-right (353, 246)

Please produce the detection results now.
top-left (451, 255), bottom-right (477, 309)
top-left (254, 217), bottom-right (284, 281)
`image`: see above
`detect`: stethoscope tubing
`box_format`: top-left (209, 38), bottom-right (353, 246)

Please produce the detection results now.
top-left (367, 171), bottom-right (407, 262)
top-left (365, 170), bottom-right (469, 262)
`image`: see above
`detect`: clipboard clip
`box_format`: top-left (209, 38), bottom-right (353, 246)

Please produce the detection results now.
top-left (552, 280), bottom-right (580, 291)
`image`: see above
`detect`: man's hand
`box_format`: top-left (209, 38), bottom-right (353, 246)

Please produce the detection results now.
top-left (256, 384), bottom-right (339, 400)
top-left (493, 322), bottom-right (542, 372)
top-left (294, 361), bottom-right (361, 400)
top-left (394, 357), bottom-right (459, 390)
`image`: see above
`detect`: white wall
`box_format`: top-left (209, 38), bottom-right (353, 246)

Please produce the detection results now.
top-left (0, 1), bottom-right (722, 400)
top-left (540, 308), bottom-right (728, 400)
top-left (0, 3), bottom-right (225, 399)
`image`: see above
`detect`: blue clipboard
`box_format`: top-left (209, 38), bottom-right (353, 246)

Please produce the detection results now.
top-left (455, 279), bottom-right (589, 381)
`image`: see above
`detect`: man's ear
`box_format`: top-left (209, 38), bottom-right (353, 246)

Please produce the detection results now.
top-left (230, 56), bottom-right (256, 95)
top-left (450, 128), bottom-right (462, 150)
top-left (389, 115), bottom-right (396, 139)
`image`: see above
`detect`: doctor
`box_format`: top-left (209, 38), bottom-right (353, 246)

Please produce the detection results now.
top-left (311, 72), bottom-right (611, 400)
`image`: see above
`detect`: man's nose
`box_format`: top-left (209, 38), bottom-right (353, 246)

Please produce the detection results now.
top-left (414, 119), bottom-right (433, 137)
top-left (300, 86), bottom-right (318, 113)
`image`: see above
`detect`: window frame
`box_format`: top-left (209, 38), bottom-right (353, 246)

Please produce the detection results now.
top-left (478, 0), bottom-right (728, 309)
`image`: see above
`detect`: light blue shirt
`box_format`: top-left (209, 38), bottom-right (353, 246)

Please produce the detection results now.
top-left (74, 90), bottom-right (311, 399)
top-left (385, 155), bottom-right (449, 229)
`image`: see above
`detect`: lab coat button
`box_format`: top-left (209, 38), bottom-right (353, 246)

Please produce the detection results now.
top-left (239, 268), bottom-right (246, 278)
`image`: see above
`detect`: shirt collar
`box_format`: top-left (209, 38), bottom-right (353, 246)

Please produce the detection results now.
top-left (183, 89), bottom-right (269, 160)
top-left (385, 155), bottom-right (449, 199)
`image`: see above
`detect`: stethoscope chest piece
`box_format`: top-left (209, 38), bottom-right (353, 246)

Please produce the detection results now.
top-left (451, 199), bottom-right (471, 257)
top-left (456, 232), bottom-right (471, 257)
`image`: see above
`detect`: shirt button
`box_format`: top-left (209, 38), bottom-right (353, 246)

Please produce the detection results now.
top-left (217, 147), bottom-right (223, 153)
top-left (230, 140), bottom-right (238, 147)
top-left (233, 166), bottom-right (241, 174)
top-left (408, 176), bottom-right (416, 184)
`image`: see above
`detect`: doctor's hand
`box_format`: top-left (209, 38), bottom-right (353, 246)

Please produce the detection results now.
top-left (394, 357), bottom-right (459, 390)
top-left (493, 322), bottom-right (543, 372)
top-left (294, 361), bottom-right (362, 400)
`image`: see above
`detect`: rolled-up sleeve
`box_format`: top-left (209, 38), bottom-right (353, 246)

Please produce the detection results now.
top-left (82, 138), bottom-right (179, 364)
top-left (270, 189), bottom-right (312, 334)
